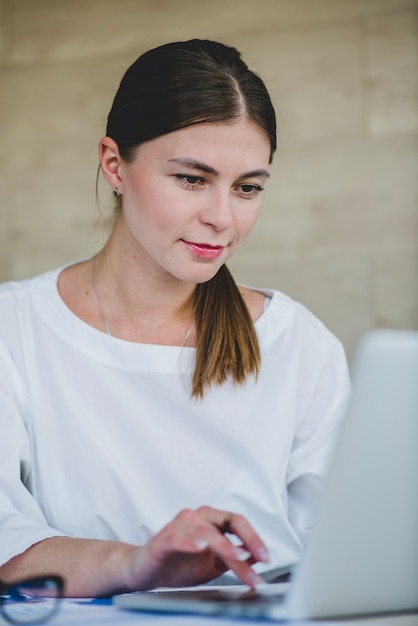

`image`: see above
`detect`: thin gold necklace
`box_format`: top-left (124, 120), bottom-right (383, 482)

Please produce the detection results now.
top-left (92, 255), bottom-right (111, 336)
top-left (91, 256), bottom-right (193, 346)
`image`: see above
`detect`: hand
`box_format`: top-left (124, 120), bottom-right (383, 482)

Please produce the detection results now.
top-left (125, 505), bottom-right (270, 590)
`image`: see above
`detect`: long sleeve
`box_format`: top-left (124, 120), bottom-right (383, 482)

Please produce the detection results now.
top-left (0, 270), bottom-right (352, 575)
top-left (285, 339), bottom-right (351, 548)
top-left (0, 339), bottom-right (66, 566)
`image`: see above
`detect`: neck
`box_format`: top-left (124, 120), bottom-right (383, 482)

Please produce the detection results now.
top-left (92, 232), bottom-right (196, 345)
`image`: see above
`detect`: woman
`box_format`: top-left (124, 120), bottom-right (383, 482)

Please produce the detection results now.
top-left (0, 39), bottom-right (350, 596)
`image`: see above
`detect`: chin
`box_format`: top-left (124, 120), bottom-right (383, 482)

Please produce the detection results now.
top-left (178, 265), bottom-right (224, 285)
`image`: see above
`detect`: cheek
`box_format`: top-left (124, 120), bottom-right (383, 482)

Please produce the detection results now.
top-left (124, 179), bottom-right (176, 229)
top-left (235, 206), bottom-right (262, 238)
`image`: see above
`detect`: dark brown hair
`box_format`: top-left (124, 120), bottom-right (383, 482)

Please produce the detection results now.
top-left (105, 39), bottom-right (277, 397)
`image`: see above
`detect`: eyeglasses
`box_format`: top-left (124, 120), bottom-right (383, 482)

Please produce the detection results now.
top-left (0, 576), bottom-right (63, 625)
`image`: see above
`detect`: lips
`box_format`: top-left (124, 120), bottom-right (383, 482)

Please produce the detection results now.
top-left (181, 240), bottom-right (225, 260)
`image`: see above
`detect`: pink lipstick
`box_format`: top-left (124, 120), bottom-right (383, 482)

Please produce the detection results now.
top-left (181, 240), bottom-right (224, 259)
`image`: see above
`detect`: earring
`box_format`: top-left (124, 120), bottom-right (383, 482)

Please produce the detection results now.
top-left (113, 187), bottom-right (121, 197)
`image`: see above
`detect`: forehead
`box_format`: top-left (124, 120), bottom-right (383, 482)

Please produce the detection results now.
top-left (137, 118), bottom-right (271, 171)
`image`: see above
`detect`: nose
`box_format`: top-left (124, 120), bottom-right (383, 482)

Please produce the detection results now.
top-left (199, 189), bottom-right (234, 231)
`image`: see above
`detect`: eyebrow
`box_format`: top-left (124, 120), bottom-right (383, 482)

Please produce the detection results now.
top-left (168, 157), bottom-right (270, 179)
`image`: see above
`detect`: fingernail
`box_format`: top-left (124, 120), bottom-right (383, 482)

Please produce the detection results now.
top-left (233, 547), bottom-right (252, 562)
top-left (194, 539), bottom-right (209, 551)
top-left (257, 547), bottom-right (270, 563)
top-left (248, 571), bottom-right (265, 588)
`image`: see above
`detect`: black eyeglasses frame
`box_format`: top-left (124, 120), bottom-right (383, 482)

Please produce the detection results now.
top-left (0, 575), bottom-right (64, 625)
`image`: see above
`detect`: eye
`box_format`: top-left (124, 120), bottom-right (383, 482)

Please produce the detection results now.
top-left (175, 174), bottom-right (205, 189)
top-left (236, 183), bottom-right (264, 199)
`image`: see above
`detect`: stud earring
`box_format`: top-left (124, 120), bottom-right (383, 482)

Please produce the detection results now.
top-left (113, 187), bottom-right (121, 197)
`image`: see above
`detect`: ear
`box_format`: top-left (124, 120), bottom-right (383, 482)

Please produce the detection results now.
top-left (99, 136), bottom-right (124, 192)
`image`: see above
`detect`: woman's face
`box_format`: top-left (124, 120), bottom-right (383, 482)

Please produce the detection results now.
top-left (116, 117), bottom-right (271, 285)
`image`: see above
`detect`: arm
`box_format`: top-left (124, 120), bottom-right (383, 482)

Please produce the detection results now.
top-left (0, 336), bottom-right (268, 596)
top-left (0, 537), bottom-right (135, 597)
top-left (286, 338), bottom-right (351, 546)
top-left (0, 507), bottom-right (269, 596)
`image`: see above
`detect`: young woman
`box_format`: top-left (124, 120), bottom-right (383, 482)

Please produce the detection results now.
top-left (0, 39), bottom-right (350, 596)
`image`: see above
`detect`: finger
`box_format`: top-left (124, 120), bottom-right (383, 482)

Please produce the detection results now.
top-left (195, 534), bottom-right (264, 589)
top-left (149, 508), bottom-right (267, 589)
top-left (223, 556), bottom-right (265, 589)
top-left (177, 519), bottom-right (264, 588)
top-left (150, 508), bottom-right (242, 560)
top-left (159, 509), bottom-right (259, 574)
top-left (225, 512), bottom-right (270, 564)
top-left (197, 506), bottom-right (270, 565)
top-left (148, 511), bottom-right (211, 558)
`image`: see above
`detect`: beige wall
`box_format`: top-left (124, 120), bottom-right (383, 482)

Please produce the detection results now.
top-left (1, 0), bottom-right (417, 358)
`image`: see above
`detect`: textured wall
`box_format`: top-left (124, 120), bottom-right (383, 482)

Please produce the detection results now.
top-left (1, 0), bottom-right (417, 357)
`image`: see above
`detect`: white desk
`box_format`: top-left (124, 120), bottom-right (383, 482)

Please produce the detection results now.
top-left (5, 598), bottom-right (414, 626)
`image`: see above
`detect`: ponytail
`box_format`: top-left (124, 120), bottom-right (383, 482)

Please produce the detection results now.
top-left (192, 265), bottom-right (260, 398)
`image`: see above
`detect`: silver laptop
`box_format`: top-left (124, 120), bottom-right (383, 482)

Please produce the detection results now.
top-left (115, 329), bottom-right (418, 620)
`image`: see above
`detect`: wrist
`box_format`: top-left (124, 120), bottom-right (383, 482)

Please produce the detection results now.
top-left (98, 542), bottom-right (141, 596)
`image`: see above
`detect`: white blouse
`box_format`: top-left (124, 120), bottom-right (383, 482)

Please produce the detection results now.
top-left (0, 265), bottom-right (351, 578)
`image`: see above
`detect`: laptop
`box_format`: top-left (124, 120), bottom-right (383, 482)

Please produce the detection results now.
top-left (114, 329), bottom-right (418, 620)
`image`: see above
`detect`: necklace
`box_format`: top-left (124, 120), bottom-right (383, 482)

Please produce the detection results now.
top-left (92, 256), bottom-right (111, 336)
top-left (91, 256), bottom-right (193, 346)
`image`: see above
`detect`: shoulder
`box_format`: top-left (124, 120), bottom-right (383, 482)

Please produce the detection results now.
top-left (239, 284), bottom-right (311, 325)
top-left (238, 285), bottom-right (267, 322)
top-left (254, 287), bottom-right (351, 417)
top-left (0, 275), bottom-right (35, 320)
top-left (240, 283), bottom-right (317, 332)
top-left (0, 267), bottom-right (61, 309)
top-left (248, 286), bottom-right (346, 362)
top-left (0, 266), bottom-right (65, 350)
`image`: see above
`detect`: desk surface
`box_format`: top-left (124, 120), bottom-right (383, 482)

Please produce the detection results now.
top-left (3, 598), bottom-right (413, 626)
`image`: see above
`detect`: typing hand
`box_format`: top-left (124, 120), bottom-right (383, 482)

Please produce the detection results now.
top-left (126, 505), bottom-right (270, 591)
